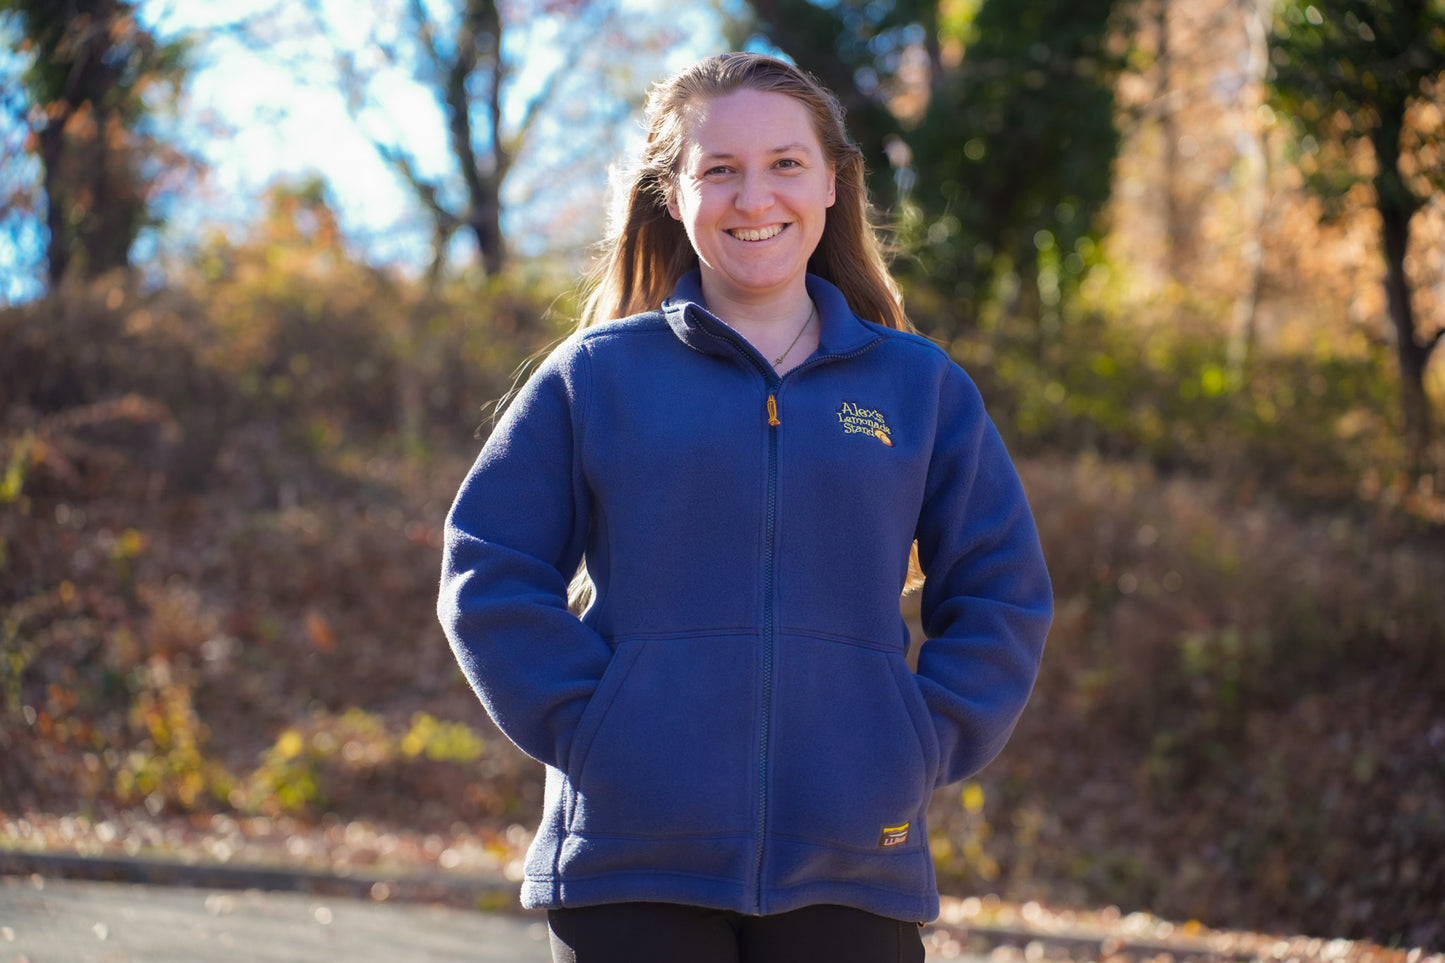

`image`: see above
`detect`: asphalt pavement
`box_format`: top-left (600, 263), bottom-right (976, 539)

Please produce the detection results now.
top-left (0, 874), bottom-right (553, 963)
top-left (0, 864), bottom-right (988, 962)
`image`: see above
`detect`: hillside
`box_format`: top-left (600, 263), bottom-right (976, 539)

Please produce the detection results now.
top-left (2, 273), bottom-right (1443, 951)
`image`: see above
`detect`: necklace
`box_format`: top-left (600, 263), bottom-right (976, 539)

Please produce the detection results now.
top-left (772, 302), bottom-right (816, 367)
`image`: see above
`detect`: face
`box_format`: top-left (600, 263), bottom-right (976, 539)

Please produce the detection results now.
top-left (667, 88), bottom-right (836, 309)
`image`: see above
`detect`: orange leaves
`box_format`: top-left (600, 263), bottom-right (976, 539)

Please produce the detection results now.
top-left (305, 609), bottom-right (337, 653)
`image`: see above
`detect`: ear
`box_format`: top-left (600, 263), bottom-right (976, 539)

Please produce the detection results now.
top-left (825, 167), bottom-right (836, 208)
top-left (662, 175), bottom-right (682, 219)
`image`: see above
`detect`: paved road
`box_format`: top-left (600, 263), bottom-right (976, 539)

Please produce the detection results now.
top-left (0, 875), bottom-right (553, 963)
top-left (1, 872), bottom-right (985, 962)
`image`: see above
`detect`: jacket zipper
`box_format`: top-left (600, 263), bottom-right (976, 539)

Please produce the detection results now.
top-left (691, 315), bottom-right (883, 914)
top-left (757, 382), bottom-right (779, 913)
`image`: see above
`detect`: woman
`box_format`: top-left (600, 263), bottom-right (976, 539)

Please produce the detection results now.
top-left (438, 52), bottom-right (1053, 962)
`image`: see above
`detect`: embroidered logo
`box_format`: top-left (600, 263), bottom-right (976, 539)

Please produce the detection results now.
top-left (879, 822), bottom-right (911, 848)
top-left (836, 401), bottom-right (894, 447)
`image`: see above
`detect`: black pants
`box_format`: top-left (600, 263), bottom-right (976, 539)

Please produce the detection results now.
top-left (547, 901), bottom-right (925, 963)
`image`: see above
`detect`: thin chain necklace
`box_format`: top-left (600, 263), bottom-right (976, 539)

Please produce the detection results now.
top-left (772, 302), bottom-right (817, 367)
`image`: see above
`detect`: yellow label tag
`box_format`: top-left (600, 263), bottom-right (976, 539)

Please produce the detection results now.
top-left (879, 822), bottom-right (910, 847)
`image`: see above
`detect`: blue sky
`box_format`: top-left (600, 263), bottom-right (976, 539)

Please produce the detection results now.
top-left (141, 0), bottom-right (456, 268)
top-left (1, 0), bottom-right (731, 302)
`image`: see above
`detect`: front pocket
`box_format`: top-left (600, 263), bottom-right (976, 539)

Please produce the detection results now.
top-left (565, 640), bottom-right (644, 781)
top-left (890, 656), bottom-right (941, 789)
top-left (768, 636), bottom-right (934, 851)
top-left (565, 633), bottom-right (760, 838)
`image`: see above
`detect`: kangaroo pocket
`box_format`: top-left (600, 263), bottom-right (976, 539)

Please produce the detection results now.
top-left (565, 632), bottom-right (760, 839)
top-left (768, 634), bottom-right (939, 861)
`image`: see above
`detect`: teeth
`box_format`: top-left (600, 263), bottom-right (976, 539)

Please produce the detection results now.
top-left (731, 225), bottom-right (784, 242)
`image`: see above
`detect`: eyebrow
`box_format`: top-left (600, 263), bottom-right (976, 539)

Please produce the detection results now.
top-left (697, 142), bottom-right (817, 161)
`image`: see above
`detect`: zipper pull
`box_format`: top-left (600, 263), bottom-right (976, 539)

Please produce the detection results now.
top-left (766, 394), bottom-right (780, 426)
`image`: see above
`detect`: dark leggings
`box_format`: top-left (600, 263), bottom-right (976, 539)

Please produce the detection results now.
top-left (547, 901), bottom-right (925, 963)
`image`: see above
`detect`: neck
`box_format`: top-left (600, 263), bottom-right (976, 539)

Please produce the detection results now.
top-left (719, 300), bottom-right (817, 373)
top-left (701, 284), bottom-right (812, 337)
top-left (695, 276), bottom-right (819, 370)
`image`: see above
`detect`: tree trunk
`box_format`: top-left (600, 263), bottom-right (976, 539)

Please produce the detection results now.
top-left (1155, 0), bottom-right (1182, 280)
top-left (39, 123), bottom-right (70, 287)
top-left (1383, 199), bottom-right (1433, 473)
top-left (37, 0), bottom-right (148, 286)
top-left (470, 196), bottom-right (505, 277)
top-left (1373, 97), bottom-right (1433, 473)
top-left (448, 0), bottom-right (507, 277)
top-left (1227, 0), bottom-right (1272, 373)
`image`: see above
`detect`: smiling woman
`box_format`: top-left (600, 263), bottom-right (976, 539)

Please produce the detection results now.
top-left (437, 51), bottom-right (1054, 963)
top-left (664, 87), bottom-right (837, 355)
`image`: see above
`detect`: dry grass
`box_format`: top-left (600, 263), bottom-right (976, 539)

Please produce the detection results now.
top-left (2, 281), bottom-right (1442, 952)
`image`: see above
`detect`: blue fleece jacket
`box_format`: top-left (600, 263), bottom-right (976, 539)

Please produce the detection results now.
top-left (438, 271), bottom-right (1052, 923)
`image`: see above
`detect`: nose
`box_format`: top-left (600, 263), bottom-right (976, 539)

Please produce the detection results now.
top-left (734, 171), bottom-right (773, 214)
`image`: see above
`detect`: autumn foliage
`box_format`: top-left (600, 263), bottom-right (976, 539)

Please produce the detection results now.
top-left (3, 174), bottom-right (1444, 951)
top-left (3, 0), bottom-right (1445, 950)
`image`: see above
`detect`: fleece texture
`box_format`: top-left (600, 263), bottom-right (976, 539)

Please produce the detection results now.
top-left (438, 271), bottom-right (1053, 923)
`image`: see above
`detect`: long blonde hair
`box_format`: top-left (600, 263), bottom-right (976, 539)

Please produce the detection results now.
top-left (578, 52), bottom-right (911, 332)
top-left (568, 54), bottom-right (923, 610)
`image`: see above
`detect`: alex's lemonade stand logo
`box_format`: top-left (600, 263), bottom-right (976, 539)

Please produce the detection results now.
top-left (836, 401), bottom-right (893, 447)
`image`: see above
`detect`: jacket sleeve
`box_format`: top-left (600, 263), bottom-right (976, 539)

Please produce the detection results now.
top-left (437, 340), bottom-right (611, 772)
top-left (914, 363), bottom-right (1053, 788)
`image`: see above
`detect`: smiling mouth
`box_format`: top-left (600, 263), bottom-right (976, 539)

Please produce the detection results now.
top-left (729, 224), bottom-right (787, 242)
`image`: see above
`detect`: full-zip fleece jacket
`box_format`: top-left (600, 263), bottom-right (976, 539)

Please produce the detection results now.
top-left (438, 271), bottom-right (1052, 923)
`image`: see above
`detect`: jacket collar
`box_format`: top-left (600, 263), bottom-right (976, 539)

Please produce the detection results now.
top-left (661, 270), bottom-right (883, 367)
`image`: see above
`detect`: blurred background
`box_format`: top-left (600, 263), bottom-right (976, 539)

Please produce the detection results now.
top-left (1, 0), bottom-right (1442, 953)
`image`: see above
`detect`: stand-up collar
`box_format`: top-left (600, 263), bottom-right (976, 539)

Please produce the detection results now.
top-left (661, 270), bottom-right (884, 367)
